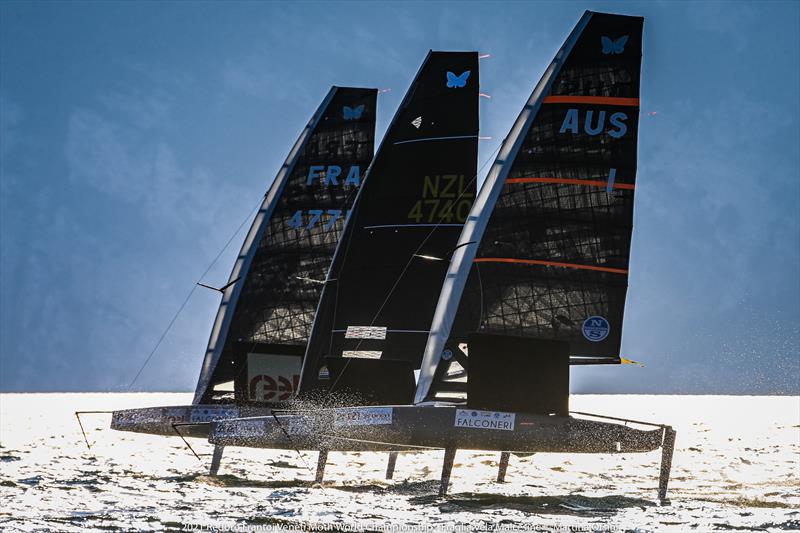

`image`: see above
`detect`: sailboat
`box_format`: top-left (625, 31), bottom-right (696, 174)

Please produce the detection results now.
top-left (207, 11), bottom-right (676, 501)
top-left (108, 87), bottom-right (378, 461)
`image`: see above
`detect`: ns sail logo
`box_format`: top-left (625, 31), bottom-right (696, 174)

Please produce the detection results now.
top-left (582, 316), bottom-right (610, 342)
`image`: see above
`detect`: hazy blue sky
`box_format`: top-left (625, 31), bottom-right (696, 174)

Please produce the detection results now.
top-left (1, 1), bottom-right (798, 394)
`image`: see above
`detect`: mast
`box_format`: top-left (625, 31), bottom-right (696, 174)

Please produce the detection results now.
top-left (416, 11), bottom-right (644, 403)
top-left (298, 52), bottom-right (479, 394)
top-left (194, 87), bottom-right (377, 404)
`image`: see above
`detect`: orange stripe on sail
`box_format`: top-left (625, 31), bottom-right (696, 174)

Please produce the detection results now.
top-left (542, 96), bottom-right (640, 106)
top-left (505, 177), bottom-right (635, 190)
top-left (474, 257), bottom-right (628, 275)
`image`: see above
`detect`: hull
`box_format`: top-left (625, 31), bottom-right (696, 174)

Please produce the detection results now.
top-left (111, 405), bottom-right (272, 438)
top-left (208, 405), bottom-right (665, 453)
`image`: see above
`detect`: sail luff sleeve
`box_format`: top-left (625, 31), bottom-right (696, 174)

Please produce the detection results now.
top-left (193, 87), bottom-right (345, 404)
top-left (415, 12), bottom-right (595, 404)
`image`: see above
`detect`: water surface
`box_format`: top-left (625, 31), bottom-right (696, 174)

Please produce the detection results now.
top-left (1, 393), bottom-right (798, 532)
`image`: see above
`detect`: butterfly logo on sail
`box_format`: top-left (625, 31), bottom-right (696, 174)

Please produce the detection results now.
top-left (601, 35), bottom-right (629, 55)
top-left (446, 70), bottom-right (471, 88)
top-left (411, 116), bottom-right (422, 129)
top-left (342, 104), bottom-right (365, 120)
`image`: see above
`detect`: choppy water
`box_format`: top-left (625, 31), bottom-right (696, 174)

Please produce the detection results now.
top-left (0, 393), bottom-right (798, 532)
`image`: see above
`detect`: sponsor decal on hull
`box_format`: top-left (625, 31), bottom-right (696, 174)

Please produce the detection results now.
top-left (282, 415), bottom-right (315, 436)
top-left (189, 407), bottom-right (239, 424)
top-left (454, 409), bottom-right (516, 431)
top-left (333, 407), bottom-right (393, 427)
top-left (216, 418), bottom-right (264, 438)
top-left (165, 407), bottom-right (240, 424)
top-left (118, 410), bottom-right (162, 424)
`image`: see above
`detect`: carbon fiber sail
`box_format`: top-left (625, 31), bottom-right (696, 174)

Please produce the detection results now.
top-left (417, 11), bottom-right (643, 402)
top-left (194, 87), bottom-right (377, 404)
top-left (299, 52), bottom-right (479, 395)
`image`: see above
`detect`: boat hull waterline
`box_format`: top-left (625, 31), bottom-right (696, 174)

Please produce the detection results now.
top-left (209, 405), bottom-right (666, 454)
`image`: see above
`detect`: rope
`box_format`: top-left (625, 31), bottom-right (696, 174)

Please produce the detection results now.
top-left (126, 194), bottom-right (264, 390)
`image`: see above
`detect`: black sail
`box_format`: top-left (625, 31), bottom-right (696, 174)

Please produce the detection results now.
top-left (417, 12), bottom-right (643, 402)
top-left (194, 87), bottom-right (377, 404)
top-left (299, 52), bottom-right (479, 396)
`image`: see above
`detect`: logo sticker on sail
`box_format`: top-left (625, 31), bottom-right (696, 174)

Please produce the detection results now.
top-left (582, 316), bottom-right (610, 342)
top-left (601, 35), bottom-right (629, 55)
top-left (446, 70), bottom-right (470, 88)
top-left (342, 104), bottom-right (364, 120)
top-left (333, 407), bottom-right (393, 427)
top-left (454, 409), bottom-right (515, 431)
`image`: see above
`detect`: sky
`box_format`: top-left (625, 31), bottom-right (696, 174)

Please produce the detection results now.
top-left (1, 1), bottom-right (798, 394)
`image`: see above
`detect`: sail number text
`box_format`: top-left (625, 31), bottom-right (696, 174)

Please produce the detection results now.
top-left (288, 209), bottom-right (350, 231)
top-left (408, 174), bottom-right (473, 223)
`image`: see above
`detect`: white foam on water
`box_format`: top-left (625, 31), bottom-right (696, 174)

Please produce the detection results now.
top-left (0, 393), bottom-right (798, 532)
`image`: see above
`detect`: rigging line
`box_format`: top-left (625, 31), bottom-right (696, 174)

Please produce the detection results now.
top-left (74, 411), bottom-right (114, 451)
top-left (171, 423), bottom-right (206, 462)
top-left (326, 141), bottom-right (503, 397)
top-left (127, 194), bottom-right (264, 391)
top-left (75, 412), bottom-right (92, 451)
top-left (269, 411), bottom-right (330, 494)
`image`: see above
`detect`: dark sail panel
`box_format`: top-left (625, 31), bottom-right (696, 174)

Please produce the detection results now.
top-left (474, 13), bottom-right (641, 358)
top-left (299, 52), bottom-right (479, 394)
top-left (417, 12), bottom-right (643, 402)
top-left (194, 87), bottom-right (377, 404)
